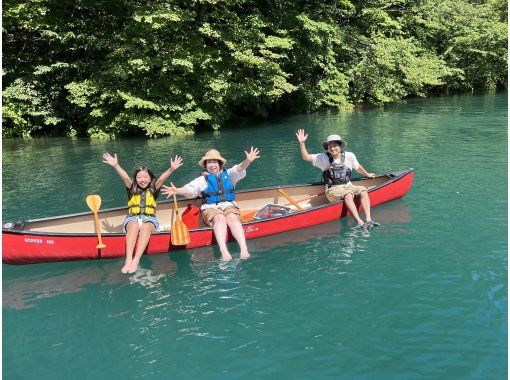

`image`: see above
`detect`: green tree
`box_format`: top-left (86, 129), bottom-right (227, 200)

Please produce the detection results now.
top-left (3, 0), bottom-right (507, 138)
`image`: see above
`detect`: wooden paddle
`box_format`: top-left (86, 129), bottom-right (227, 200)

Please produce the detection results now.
top-left (171, 187), bottom-right (190, 246)
top-left (277, 188), bottom-right (304, 211)
top-left (282, 192), bottom-right (324, 207)
top-left (85, 195), bottom-right (106, 249)
top-left (240, 192), bottom-right (324, 223)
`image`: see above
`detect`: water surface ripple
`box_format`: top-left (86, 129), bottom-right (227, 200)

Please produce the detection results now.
top-left (3, 93), bottom-right (507, 379)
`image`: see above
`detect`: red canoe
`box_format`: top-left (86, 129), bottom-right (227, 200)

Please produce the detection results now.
top-left (2, 169), bottom-right (414, 265)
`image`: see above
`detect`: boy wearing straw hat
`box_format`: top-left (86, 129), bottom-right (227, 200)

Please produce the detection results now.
top-left (296, 129), bottom-right (378, 229)
top-left (161, 147), bottom-right (260, 261)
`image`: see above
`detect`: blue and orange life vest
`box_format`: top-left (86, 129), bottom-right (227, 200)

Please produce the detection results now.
top-left (202, 170), bottom-right (235, 204)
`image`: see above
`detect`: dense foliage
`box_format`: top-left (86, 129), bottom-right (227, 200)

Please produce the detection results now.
top-left (3, 0), bottom-right (507, 138)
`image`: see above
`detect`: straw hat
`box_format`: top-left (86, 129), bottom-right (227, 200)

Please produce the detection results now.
top-left (198, 149), bottom-right (227, 167)
top-left (322, 134), bottom-right (347, 150)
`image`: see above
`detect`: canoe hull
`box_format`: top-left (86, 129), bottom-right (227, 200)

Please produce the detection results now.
top-left (3, 169), bottom-right (413, 265)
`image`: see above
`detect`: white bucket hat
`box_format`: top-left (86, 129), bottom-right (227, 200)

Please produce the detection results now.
top-left (322, 134), bottom-right (347, 150)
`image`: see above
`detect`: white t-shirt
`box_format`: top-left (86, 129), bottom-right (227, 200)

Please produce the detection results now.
top-left (311, 152), bottom-right (360, 186)
top-left (183, 165), bottom-right (246, 210)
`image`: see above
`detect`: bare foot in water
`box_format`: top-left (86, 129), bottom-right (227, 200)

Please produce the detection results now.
top-left (240, 251), bottom-right (250, 259)
top-left (121, 262), bottom-right (131, 273)
top-left (221, 250), bottom-right (232, 261)
top-left (128, 260), bottom-right (140, 273)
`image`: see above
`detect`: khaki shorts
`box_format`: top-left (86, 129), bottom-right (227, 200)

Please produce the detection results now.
top-left (325, 184), bottom-right (367, 202)
top-left (201, 206), bottom-right (241, 226)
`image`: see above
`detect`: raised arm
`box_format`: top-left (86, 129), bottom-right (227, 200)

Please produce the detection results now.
top-left (155, 155), bottom-right (183, 189)
top-left (102, 152), bottom-right (132, 188)
top-left (356, 165), bottom-right (375, 179)
top-left (160, 182), bottom-right (195, 199)
top-left (296, 129), bottom-right (313, 162)
top-left (236, 147), bottom-right (260, 172)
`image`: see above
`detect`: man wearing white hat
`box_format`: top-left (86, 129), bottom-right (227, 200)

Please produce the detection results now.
top-left (296, 129), bottom-right (378, 229)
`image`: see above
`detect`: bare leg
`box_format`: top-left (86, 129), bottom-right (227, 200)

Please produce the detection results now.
top-left (128, 223), bottom-right (154, 273)
top-left (212, 214), bottom-right (232, 261)
top-left (123, 222), bottom-right (140, 273)
top-left (343, 193), bottom-right (365, 226)
top-left (226, 213), bottom-right (250, 259)
top-left (359, 190), bottom-right (372, 222)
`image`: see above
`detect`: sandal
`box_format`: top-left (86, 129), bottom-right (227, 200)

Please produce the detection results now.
top-left (362, 221), bottom-right (380, 230)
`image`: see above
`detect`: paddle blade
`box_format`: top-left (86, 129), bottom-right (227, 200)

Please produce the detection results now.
top-left (171, 217), bottom-right (190, 246)
top-left (86, 195), bottom-right (102, 213)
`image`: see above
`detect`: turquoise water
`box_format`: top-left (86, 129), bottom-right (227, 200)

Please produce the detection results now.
top-left (3, 93), bottom-right (507, 379)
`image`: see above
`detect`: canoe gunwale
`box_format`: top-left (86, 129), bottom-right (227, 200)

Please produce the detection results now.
top-left (240, 168), bottom-right (413, 225)
top-left (3, 168), bottom-right (413, 238)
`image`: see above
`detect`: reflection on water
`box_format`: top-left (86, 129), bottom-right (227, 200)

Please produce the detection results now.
top-left (3, 200), bottom-right (410, 310)
top-left (128, 269), bottom-right (166, 289)
top-left (3, 255), bottom-right (179, 310)
top-left (3, 94), bottom-right (506, 379)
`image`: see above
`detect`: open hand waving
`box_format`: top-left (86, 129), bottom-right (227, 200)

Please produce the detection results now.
top-left (296, 129), bottom-right (308, 143)
top-left (160, 183), bottom-right (177, 198)
top-left (102, 152), bottom-right (118, 167)
top-left (245, 147), bottom-right (260, 162)
top-left (170, 155), bottom-right (183, 171)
